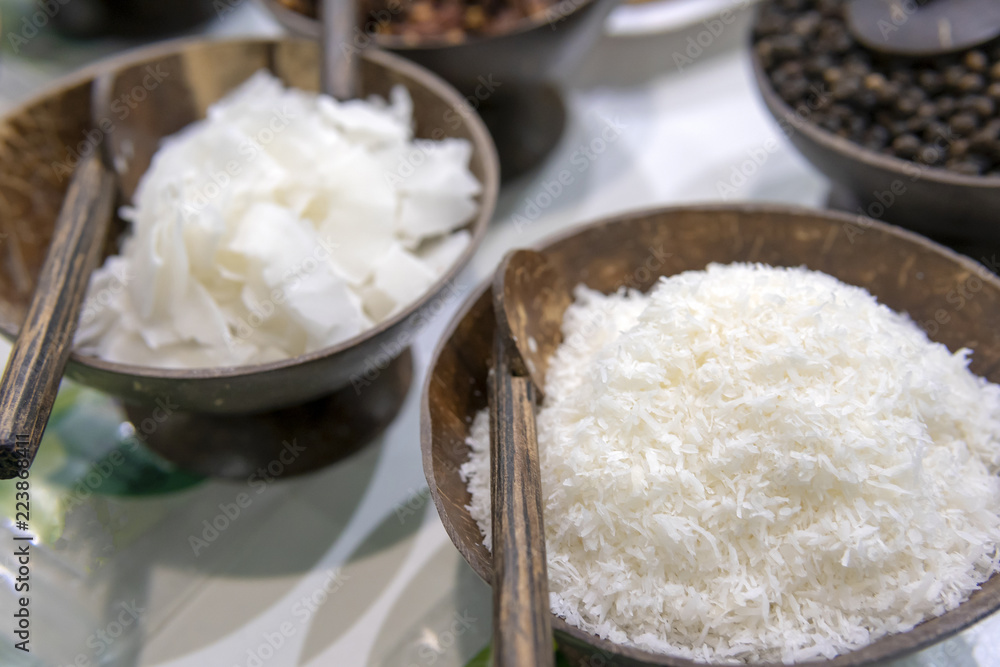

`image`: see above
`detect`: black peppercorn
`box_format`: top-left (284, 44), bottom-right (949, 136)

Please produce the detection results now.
top-left (918, 145), bottom-right (945, 165)
top-left (918, 70), bottom-right (944, 95)
top-left (936, 97), bottom-right (957, 117)
top-left (896, 95), bottom-right (919, 115)
top-left (968, 96), bottom-right (996, 118)
top-left (916, 101), bottom-right (937, 118)
top-left (950, 138), bottom-right (971, 158)
top-left (965, 50), bottom-right (989, 73)
top-left (924, 122), bottom-right (953, 144)
top-left (863, 124), bottom-right (891, 149)
top-left (771, 34), bottom-right (805, 59)
top-left (944, 65), bottom-right (967, 90)
top-left (832, 76), bottom-right (861, 101)
top-left (950, 112), bottom-right (979, 135)
top-left (892, 133), bottom-right (921, 159)
top-left (790, 11), bottom-right (822, 37)
top-left (958, 73), bottom-right (986, 94)
top-left (863, 73), bottom-right (887, 93)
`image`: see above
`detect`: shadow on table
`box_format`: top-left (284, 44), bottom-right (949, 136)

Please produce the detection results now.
top-left (60, 436), bottom-right (386, 666)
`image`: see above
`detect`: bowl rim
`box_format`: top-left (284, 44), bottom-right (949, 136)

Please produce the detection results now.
top-left (749, 27), bottom-right (1000, 189)
top-left (420, 201), bottom-right (1000, 667)
top-left (259, 0), bottom-right (602, 50)
top-left (0, 35), bottom-right (500, 381)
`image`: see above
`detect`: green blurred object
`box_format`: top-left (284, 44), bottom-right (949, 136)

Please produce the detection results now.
top-left (0, 381), bottom-right (203, 546)
top-left (465, 644), bottom-right (491, 667)
top-left (46, 384), bottom-right (203, 495)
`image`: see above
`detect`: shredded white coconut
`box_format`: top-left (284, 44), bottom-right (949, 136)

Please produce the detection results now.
top-left (75, 71), bottom-right (480, 368)
top-left (460, 263), bottom-right (1000, 663)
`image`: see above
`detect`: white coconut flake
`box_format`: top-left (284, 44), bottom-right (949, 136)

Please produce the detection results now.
top-left (461, 263), bottom-right (1000, 663)
top-left (75, 71), bottom-right (480, 368)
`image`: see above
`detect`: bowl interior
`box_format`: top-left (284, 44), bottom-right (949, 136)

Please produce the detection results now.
top-left (422, 204), bottom-right (1000, 666)
top-left (0, 38), bottom-right (498, 413)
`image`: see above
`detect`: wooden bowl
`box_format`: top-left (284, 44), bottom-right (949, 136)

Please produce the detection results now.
top-left (750, 43), bottom-right (1000, 244)
top-left (0, 37), bottom-right (499, 416)
top-left (421, 203), bottom-right (1000, 666)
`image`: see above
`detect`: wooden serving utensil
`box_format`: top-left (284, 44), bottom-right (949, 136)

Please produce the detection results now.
top-left (846, 0), bottom-right (1000, 57)
top-left (0, 153), bottom-right (115, 479)
top-left (489, 249), bottom-right (571, 667)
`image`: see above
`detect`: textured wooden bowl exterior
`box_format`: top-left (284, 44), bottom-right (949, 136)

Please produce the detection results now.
top-left (0, 37), bottom-right (499, 414)
top-left (261, 0), bottom-right (618, 91)
top-left (421, 204), bottom-right (1000, 667)
top-left (750, 47), bottom-right (1000, 243)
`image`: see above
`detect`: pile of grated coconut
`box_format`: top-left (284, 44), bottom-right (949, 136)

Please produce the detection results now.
top-left (75, 71), bottom-right (480, 368)
top-left (461, 262), bottom-right (1000, 663)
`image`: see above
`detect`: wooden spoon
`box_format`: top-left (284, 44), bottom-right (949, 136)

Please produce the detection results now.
top-left (489, 250), bottom-right (571, 667)
top-left (0, 80), bottom-right (117, 478)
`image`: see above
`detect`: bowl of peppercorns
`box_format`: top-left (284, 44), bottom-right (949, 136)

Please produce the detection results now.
top-left (752, 0), bottom-right (1000, 242)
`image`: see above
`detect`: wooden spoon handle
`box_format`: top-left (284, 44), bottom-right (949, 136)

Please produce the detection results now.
top-left (489, 335), bottom-right (554, 667)
top-left (0, 152), bottom-right (115, 479)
